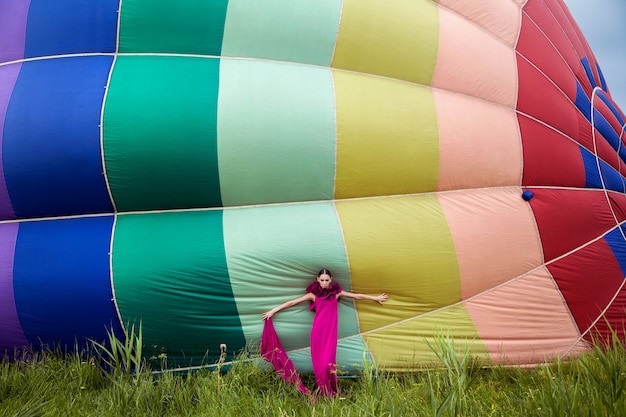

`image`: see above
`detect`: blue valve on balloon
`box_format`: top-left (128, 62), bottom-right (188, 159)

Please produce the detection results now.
top-left (522, 190), bottom-right (534, 201)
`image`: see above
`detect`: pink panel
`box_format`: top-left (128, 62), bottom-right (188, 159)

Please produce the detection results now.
top-left (0, 222), bottom-right (27, 354)
top-left (434, 90), bottom-right (522, 191)
top-left (0, 63), bottom-right (20, 219)
top-left (438, 187), bottom-right (543, 300)
top-left (0, 0), bottom-right (30, 64)
top-left (465, 267), bottom-right (589, 365)
top-left (432, 6), bottom-right (517, 108)
top-left (437, 0), bottom-right (521, 47)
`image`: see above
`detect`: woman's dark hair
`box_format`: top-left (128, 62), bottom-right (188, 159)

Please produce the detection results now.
top-left (317, 269), bottom-right (332, 278)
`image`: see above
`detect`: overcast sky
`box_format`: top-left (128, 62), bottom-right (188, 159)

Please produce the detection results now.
top-left (564, 0), bottom-right (626, 110)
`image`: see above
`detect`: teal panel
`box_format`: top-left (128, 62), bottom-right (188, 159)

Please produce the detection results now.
top-left (103, 56), bottom-right (221, 212)
top-left (112, 210), bottom-right (245, 367)
top-left (217, 58), bottom-right (336, 206)
top-left (223, 201), bottom-right (359, 352)
top-left (222, 0), bottom-right (342, 66)
top-left (118, 0), bottom-right (229, 55)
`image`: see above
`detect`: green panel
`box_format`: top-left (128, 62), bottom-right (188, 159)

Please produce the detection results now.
top-left (222, 0), bottom-right (342, 66)
top-left (103, 56), bottom-right (221, 212)
top-left (112, 210), bottom-right (244, 367)
top-left (118, 0), bottom-right (229, 55)
top-left (223, 202), bottom-right (359, 353)
top-left (217, 59), bottom-right (336, 206)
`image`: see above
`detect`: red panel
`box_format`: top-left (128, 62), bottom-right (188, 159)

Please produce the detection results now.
top-left (589, 284), bottom-right (626, 344)
top-left (608, 193), bottom-right (626, 223)
top-left (547, 239), bottom-right (624, 336)
top-left (517, 13), bottom-right (577, 101)
top-left (516, 55), bottom-right (579, 140)
top-left (522, 0), bottom-right (592, 95)
top-left (520, 115), bottom-right (585, 187)
top-left (528, 188), bottom-right (618, 261)
top-left (542, 0), bottom-right (590, 61)
top-left (543, 0), bottom-right (601, 88)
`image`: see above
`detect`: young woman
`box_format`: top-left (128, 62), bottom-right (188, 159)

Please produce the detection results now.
top-left (261, 269), bottom-right (388, 397)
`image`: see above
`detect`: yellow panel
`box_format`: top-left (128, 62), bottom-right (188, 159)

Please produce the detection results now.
top-left (363, 305), bottom-right (488, 371)
top-left (336, 195), bottom-right (460, 333)
top-left (333, 70), bottom-right (439, 199)
top-left (332, 0), bottom-right (439, 85)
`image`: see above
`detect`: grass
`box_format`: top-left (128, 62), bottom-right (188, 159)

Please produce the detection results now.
top-left (1, 332), bottom-right (625, 417)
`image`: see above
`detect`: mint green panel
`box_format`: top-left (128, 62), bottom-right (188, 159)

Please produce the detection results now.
top-left (118, 0), bottom-right (229, 55)
top-left (112, 210), bottom-right (245, 367)
top-left (103, 56), bottom-right (221, 212)
top-left (223, 202), bottom-right (361, 354)
top-left (222, 0), bottom-right (342, 66)
top-left (288, 336), bottom-right (371, 374)
top-left (217, 59), bottom-right (336, 206)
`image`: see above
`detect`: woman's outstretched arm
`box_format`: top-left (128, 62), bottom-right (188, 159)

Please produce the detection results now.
top-left (339, 291), bottom-right (388, 305)
top-left (261, 292), bottom-right (315, 320)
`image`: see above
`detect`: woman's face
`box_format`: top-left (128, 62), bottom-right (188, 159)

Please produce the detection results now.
top-left (317, 273), bottom-right (332, 288)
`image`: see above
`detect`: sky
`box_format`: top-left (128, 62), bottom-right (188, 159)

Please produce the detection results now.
top-left (564, 0), bottom-right (626, 110)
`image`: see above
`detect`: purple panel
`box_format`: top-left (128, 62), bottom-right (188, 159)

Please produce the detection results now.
top-left (0, 0), bottom-right (30, 63)
top-left (0, 63), bottom-right (20, 220)
top-left (0, 222), bottom-right (27, 355)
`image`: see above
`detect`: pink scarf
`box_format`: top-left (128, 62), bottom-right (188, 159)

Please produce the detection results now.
top-left (260, 318), bottom-right (311, 396)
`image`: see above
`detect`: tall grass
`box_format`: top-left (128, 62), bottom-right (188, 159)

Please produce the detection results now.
top-left (1, 330), bottom-right (624, 417)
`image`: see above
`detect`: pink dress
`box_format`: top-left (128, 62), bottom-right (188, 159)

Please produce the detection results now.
top-left (260, 281), bottom-right (342, 398)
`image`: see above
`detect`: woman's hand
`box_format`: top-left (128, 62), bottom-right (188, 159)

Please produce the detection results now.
top-left (261, 309), bottom-right (275, 320)
top-left (375, 293), bottom-right (389, 305)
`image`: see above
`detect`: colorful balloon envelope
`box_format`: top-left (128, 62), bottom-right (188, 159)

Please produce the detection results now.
top-left (1, 0), bottom-right (625, 371)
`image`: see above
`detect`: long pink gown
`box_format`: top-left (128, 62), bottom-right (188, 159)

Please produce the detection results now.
top-left (261, 282), bottom-right (342, 398)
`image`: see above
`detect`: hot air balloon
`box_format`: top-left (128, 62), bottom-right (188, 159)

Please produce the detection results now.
top-left (0, 0), bottom-right (625, 373)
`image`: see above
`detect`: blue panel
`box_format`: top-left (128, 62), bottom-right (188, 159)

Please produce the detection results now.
top-left (604, 226), bottom-right (626, 277)
top-left (581, 146), bottom-right (626, 192)
top-left (599, 161), bottom-right (626, 193)
top-left (575, 81), bottom-right (592, 122)
top-left (596, 63), bottom-right (607, 92)
top-left (13, 216), bottom-right (123, 351)
top-left (24, 0), bottom-right (119, 58)
top-left (598, 90), bottom-right (626, 126)
top-left (593, 109), bottom-right (621, 152)
top-left (582, 147), bottom-right (601, 188)
top-left (3, 56), bottom-right (114, 218)
top-left (581, 57), bottom-right (597, 89)
top-left (618, 148), bottom-right (626, 168)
